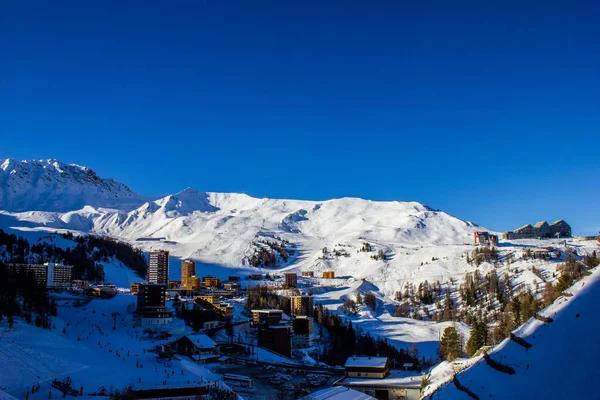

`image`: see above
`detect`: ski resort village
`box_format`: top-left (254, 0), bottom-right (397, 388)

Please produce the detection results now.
top-left (0, 159), bottom-right (599, 400)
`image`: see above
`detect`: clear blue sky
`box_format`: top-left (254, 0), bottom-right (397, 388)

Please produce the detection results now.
top-left (1, 1), bottom-right (599, 233)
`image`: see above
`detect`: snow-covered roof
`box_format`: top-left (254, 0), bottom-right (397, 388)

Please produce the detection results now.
top-left (191, 354), bottom-right (219, 361)
top-left (302, 386), bottom-right (375, 400)
top-left (344, 356), bottom-right (388, 368)
top-left (186, 334), bottom-right (216, 348)
top-left (343, 370), bottom-right (422, 388)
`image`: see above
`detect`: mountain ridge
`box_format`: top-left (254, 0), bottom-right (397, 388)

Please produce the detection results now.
top-left (0, 158), bottom-right (144, 212)
top-left (0, 158), bottom-right (488, 295)
top-left (0, 158), bottom-right (444, 214)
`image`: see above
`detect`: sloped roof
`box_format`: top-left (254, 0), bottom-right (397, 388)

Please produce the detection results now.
top-left (515, 223), bottom-right (533, 231)
top-left (179, 334), bottom-right (216, 348)
top-left (302, 387), bottom-right (375, 400)
top-left (345, 356), bottom-right (388, 368)
top-left (191, 353), bottom-right (219, 361)
top-left (343, 370), bottom-right (423, 388)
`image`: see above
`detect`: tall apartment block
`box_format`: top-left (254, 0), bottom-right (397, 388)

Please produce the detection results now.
top-left (148, 250), bottom-right (170, 284)
top-left (181, 259), bottom-right (196, 288)
top-left (284, 272), bottom-right (297, 288)
top-left (291, 295), bottom-right (314, 317)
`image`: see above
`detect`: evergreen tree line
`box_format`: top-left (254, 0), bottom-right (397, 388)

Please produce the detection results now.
top-left (313, 304), bottom-right (427, 369)
top-left (466, 247), bottom-right (500, 266)
top-left (439, 254), bottom-right (596, 361)
top-left (245, 284), bottom-right (295, 315)
top-left (244, 285), bottom-right (428, 369)
top-left (342, 292), bottom-right (376, 315)
top-left (0, 262), bottom-right (56, 329)
top-left (0, 230), bottom-right (147, 282)
top-left (522, 248), bottom-right (551, 260)
top-left (583, 251), bottom-right (599, 268)
top-left (396, 280), bottom-right (443, 306)
top-left (247, 239), bottom-right (291, 268)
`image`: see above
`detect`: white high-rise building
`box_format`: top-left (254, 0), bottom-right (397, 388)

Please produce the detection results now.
top-left (148, 250), bottom-right (170, 284)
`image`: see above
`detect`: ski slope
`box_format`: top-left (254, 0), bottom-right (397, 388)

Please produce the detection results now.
top-left (0, 294), bottom-right (218, 399)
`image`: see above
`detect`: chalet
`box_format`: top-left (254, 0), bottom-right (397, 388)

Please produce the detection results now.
top-left (171, 334), bottom-right (218, 364)
top-left (191, 353), bottom-right (220, 364)
top-left (344, 356), bottom-right (390, 379)
top-left (334, 370), bottom-right (423, 400)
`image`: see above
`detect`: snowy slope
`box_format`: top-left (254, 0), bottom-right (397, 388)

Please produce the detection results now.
top-left (427, 266), bottom-right (600, 399)
top-left (0, 160), bottom-right (491, 293)
top-left (2, 159), bottom-right (589, 301)
top-left (0, 159), bottom-right (498, 361)
top-left (0, 159), bottom-right (145, 212)
top-left (0, 168), bottom-right (483, 275)
top-left (0, 294), bottom-right (217, 399)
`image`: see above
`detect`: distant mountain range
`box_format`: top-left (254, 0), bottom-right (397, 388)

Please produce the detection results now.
top-left (0, 158), bottom-right (483, 287)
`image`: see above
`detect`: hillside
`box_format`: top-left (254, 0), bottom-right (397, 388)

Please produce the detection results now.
top-left (0, 160), bottom-right (484, 288)
top-left (2, 159), bottom-right (597, 359)
top-left (426, 263), bottom-right (600, 399)
top-left (0, 294), bottom-right (218, 399)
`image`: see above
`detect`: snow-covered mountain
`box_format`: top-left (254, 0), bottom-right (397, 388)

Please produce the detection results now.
top-left (0, 158), bottom-right (145, 212)
top-left (2, 158), bottom-right (597, 379)
top-left (0, 159), bottom-right (484, 286)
